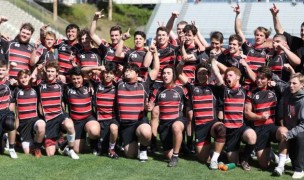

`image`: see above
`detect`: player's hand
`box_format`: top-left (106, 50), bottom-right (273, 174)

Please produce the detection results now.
top-left (268, 80), bottom-right (276, 87)
top-left (10, 62), bottom-right (17, 68)
top-left (122, 28), bottom-right (131, 41)
top-left (37, 62), bottom-right (46, 71)
top-left (239, 58), bottom-right (248, 67)
top-left (209, 49), bottom-right (220, 60)
top-left (1, 33), bottom-right (10, 41)
top-left (99, 65), bottom-right (105, 71)
top-left (149, 43), bottom-right (157, 53)
top-left (283, 63), bottom-right (295, 74)
top-left (261, 112), bottom-right (270, 120)
top-left (117, 64), bottom-right (124, 72)
top-left (232, 4), bottom-right (240, 14)
top-left (94, 10), bottom-right (105, 20)
top-left (157, 21), bottom-right (165, 27)
top-left (270, 3), bottom-right (279, 16)
top-left (0, 16), bottom-right (8, 24)
top-left (171, 11), bottom-right (179, 18)
top-left (34, 39), bottom-right (41, 49)
top-left (9, 78), bottom-right (18, 86)
top-left (191, 21), bottom-right (199, 29)
top-left (40, 24), bottom-right (49, 33)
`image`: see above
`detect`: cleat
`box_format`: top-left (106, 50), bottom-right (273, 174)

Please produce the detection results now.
top-left (209, 161), bottom-right (218, 170)
top-left (63, 147), bottom-right (79, 160)
top-left (9, 148), bottom-right (18, 159)
top-left (108, 149), bottom-right (119, 159)
top-left (240, 161), bottom-right (251, 171)
top-left (138, 150), bottom-right (148, 162)
top-left (292, 171), bottom-right (304, 179)
top-left (273, 166), bottom-right (284, 176)
top-left (168, 155), bottom-right (179, 167)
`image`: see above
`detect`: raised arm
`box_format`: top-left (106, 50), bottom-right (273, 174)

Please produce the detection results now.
top-left (270, 3), bottom-right (284, 34)
top-left (210, 51), bottom-right (224, 85)
top-left (148, 44), bottom-right (160, 80)
top-left (166, 11), bottom-right (179, 33)
top-left (30, 40), bottom-right (42, 66)
top-left (115, 28), bottom-right (130, 58)
top-left (274, 42), bottom-right (301, 66)
top-left (90, 10), bottom-right (105, 46)
top-left (240, 58), bottom-right (257, 82)
top-left (233, 4), bottom-right (245, 43)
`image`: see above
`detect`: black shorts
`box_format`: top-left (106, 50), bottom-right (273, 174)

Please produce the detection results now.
top-left (0, 109), bottom-right (15, 134)
top-left (74, 115), bottom-right (97, 139)
top-left (158, 118), bottom-right (187, 152)
top-left (120, 117), bottom-right (149, 146)
top-left (195, 120), bottom-right (218, 146)
top-left (225, 125), bottom-right (250, 152)
top-left (17, 117), bottom-right (43, 142)
top-left (254, 124), bottom-right (278, 151)
top-left (99, 120), bottom-right (119, 141)
top-left (45, 113), bottom-right (69, 139)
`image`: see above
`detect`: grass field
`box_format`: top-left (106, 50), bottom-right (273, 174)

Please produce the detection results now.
top-left (0, 147), bottom-right (294, 180)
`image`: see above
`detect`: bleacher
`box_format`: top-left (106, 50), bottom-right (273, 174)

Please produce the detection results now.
top-left (0, 1), bottom-right (64, 43)
top-left (145, 2), bottom-right (304, 44)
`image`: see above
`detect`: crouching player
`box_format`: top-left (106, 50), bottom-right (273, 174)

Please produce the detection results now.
top-left (12, 70), bottom-right (46, 158)
top-left (37, 61), bottom-right (79, 159)
top-left (244, 66), bottom-right (288, 175)
top-left (65, 67), bottom-right (100, 154)
top-left (177, 60), bottom-right (226, 169)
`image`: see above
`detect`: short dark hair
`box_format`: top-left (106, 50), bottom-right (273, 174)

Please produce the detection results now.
top-left (228, 34), bottom-right (243, 46)
top-left (123, 63), bottom-right (140, 75)
top-left (20, 23), bottom-right (35, 34)
top-left (17, 69), bottom-right (31, 79)
top-left (69, 66), bottom-right (83, 77)
top-left (45, 61), bottom-right (59, 72)
top-left (105, 62), bottom-right (117, 73)
top-left (257, 66), bottom-right (272, 80)
top-left (177, 21), bottom-right (188, 27)
top-left (0, 60), bottom-right (8, 68)
top-left (110, 25), bottom-right (122, 35)
top-left (66, 24), bottom-right (80, 34)
top-left (273, 33), bottom-right (287, 42)
top-left (161, 65), bottom-right (177, 81)
top-left (301, 22), bottom-right (304, 27)
top-left (210, 31), bottom-right (224, 43)
top-left (134, 31), bottom-right (146, 40)
top-left (156, 26), bottom-right (169, 36)
top-left (183, 24), bottom-right (197, 36)
top-left (195, 62), bottom-right (211, 77)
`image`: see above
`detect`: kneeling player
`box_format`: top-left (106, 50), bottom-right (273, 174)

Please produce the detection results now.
top-left (12, 70), bottom-right (46, 158)
top-left (65, 67), bottom-right (100, 154)
top-left (38, 61), bottom-right (79, 159)
top-left (245, 66), bottom-right (288, 175)
top-left (178, 61), bottom-right (226, 169)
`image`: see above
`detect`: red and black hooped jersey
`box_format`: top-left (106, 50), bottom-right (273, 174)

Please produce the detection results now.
top-left (65, 84), bottom-right (93, 121)
top-left (36, 46), bottom-right (56, 65)
top-left (6, 40), bottom-right (33, 79)
top-left (246, 88), bottom-right (277, 126)
top-left (125, 48), bottom-right (148, 79)
top-left (0, 79), bottom-right (11, 111)
top-left (150, 85), bottom-right (187, 121)
top-left (223, 86), bottom-right (246, 128)
top-left (13, 87), bottom-right (39, 121)
top-left (156, 44), bottom-right (178, 81)
top-left (38, 80), bottom-right (64, 121)
top-left (76, 44), bottom-right (107, 67)
top-left (267, 53), bottom-right (290, 82)
top-left (105, 43), bottom-right (128, 66)
top-left (116, 76), bottom-right (152, 123)
top-left (187, 83), bottom-right (222, 126)
top-left (95, 82), bottom-right (116, 121)
top-left (54, 39), bottom-right (81, 74)
top-left (242, 43), bottom-right (269, 72)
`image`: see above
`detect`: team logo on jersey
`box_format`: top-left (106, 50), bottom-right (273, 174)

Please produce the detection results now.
top-left (19, 90), bottom-right (24, 96)
top-left (42, 84), bottom-right (47, 89)
top-left (268, 92), bottom-right (274, 98)
top-left (108, 48), bottom-right (114, 53)
top-left (255, 95), bottom-right (259, 100)
top-left (91, 54), bottom-right (96, 59)
top-left (99, 86), bottom-right (104, 91)
top-left (261, 51), bottom-right (266, 56)
top-left (70, 89), bottom-right (76, 94)
top-left (61, 47), bottom-right (66, 51)
top-left (80, 55), bottom-right (85, 59)
top-left (54, 84), bottom-right (59, 89)
top-left (0, 49), bottom-right (3, 54)
top-left (195, 89), bottom-right (200, 93)
top-left (173, 93), bottom-right (179, 98)
top-left (237, 91), bottom-right (242, 96)
top-left (130, 54), bottom-right (137, 59)
top-left (27, 46), bottom-right (32, 51)
top-left (15, 43), bottom-right (20, 47)
top-left (30, 89), bottom-right (36, 96)
top-left (160, 93), bottom-right (166, 98)
top-left (83, 88), bottom-right (88, 94)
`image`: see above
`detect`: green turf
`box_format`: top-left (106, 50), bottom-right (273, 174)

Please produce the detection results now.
top-left (0, 150), bottom-right (293, 180)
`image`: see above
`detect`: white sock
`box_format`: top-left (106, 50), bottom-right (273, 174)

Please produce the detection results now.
top-left (278, 154), bottom-right (287, 168)
top-left (109, 143), bottom-right (115, 150)
top-left (211, 152), bottom-right (220, 162)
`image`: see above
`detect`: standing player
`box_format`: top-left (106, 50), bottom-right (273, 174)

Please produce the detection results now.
top-left (0, 60), bottom-right (17, 158)
top-left (117, 44), bottom-right (159, 161)
top-left (212, 57), bottom-right (257, 171)
top-left (270, 4), bottom-right (304, 73)
top-left (279, 73), bottom-right (304, 179)
top-left (0, 16), bottom-right (9, 61)
top-left (38, 61), bottom-right (79, 159)
top-left (12, 70), bottom-right (45, 158)
top-left (94, 62), bottom-right (119, 158)
top-left (177, 59), bottom-right (226, 169)
top-left (65, 67), bottom-right (100, 153)
top-left (244, 66), bottom-right (288, 175)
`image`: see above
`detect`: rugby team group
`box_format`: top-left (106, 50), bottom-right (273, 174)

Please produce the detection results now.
top-left (0, 3), bottom-right (304, 179)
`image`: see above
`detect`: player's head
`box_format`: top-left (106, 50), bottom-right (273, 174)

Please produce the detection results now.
top-left (256, 66), bottom-right (272, 89)
top-left (228, 34), bottom-right (242, 55)
top-left (103, 62), bottom-right (116, 83)
top-left (66, 24), bottom-right (80, 42)
top-left (195, 62), bottom-right (211, 84)
top-left (210, 31), bottom-right (224, 51)
top-left (183, 24), bottom-right (197, 46)
top-left (44, 31), bottom-right (56, 49)
top-left (78, 28), bottom-right (92, 48)
top-left (224, 67), bottom-right (241, 88)
top-left (177, 21), bottom-right (188, 37)
top-left (289, 73), bottom-right (304, 94)
top-left (17, 69), bottom-right (31, 87)
top-left (162, 65), bottom-right (176, 85)
top-left (156, 26), bottom-right (170, 46)
top-left (18, 23), bottom-right (34, 43)
top-left (134, 31), bottom-right (146, 49)
top-left (123, 63), bottom-right (139, 82)
top-left (0, 60), bottom-right (8, 80)
top-left (45, 61), bottom-right (59, 82)
top-left (110, 25), bottom-right (122, 45)
top-left (69, 66), bottom-right (84, 88)
top-left (300, 22), bottom-right (304, 40)
top-left (272, 33), bottom-right (287, 52)
top-left (254, 27), bottom-right (271, 46)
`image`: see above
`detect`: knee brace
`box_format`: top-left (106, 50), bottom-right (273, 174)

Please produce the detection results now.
top-left (214, 123), bottom-right (226, 143)
top-left (3, 112), bottom-right (15, 132)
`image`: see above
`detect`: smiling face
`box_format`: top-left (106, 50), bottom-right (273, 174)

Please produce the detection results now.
top-left (134, 34), bottom-right (145, 49)
top-left (46, 67), bottom-right (58, 82)
top-left (177, 24), bottom-right (186, 38)
top-left (103, 71), bottom-right (115, 83)
top-left (228, 40), bottom-right (240, 55)
top-left (184, 30), bottom-right (195, 46)
top-left (156, 30), bottom-right (169, 47)
top-left (19, 28), bottom-right (32, 43)
top-left (110, 30), bottom-right (121, 45)
top-left (18, 73), bottom-right (31, 87)
top-left (255, 72), bottom-right (269, 89)
top-left (66, 28), bottom-right (78, 42)
top-left (71, 74), bottom-right (83, 89)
